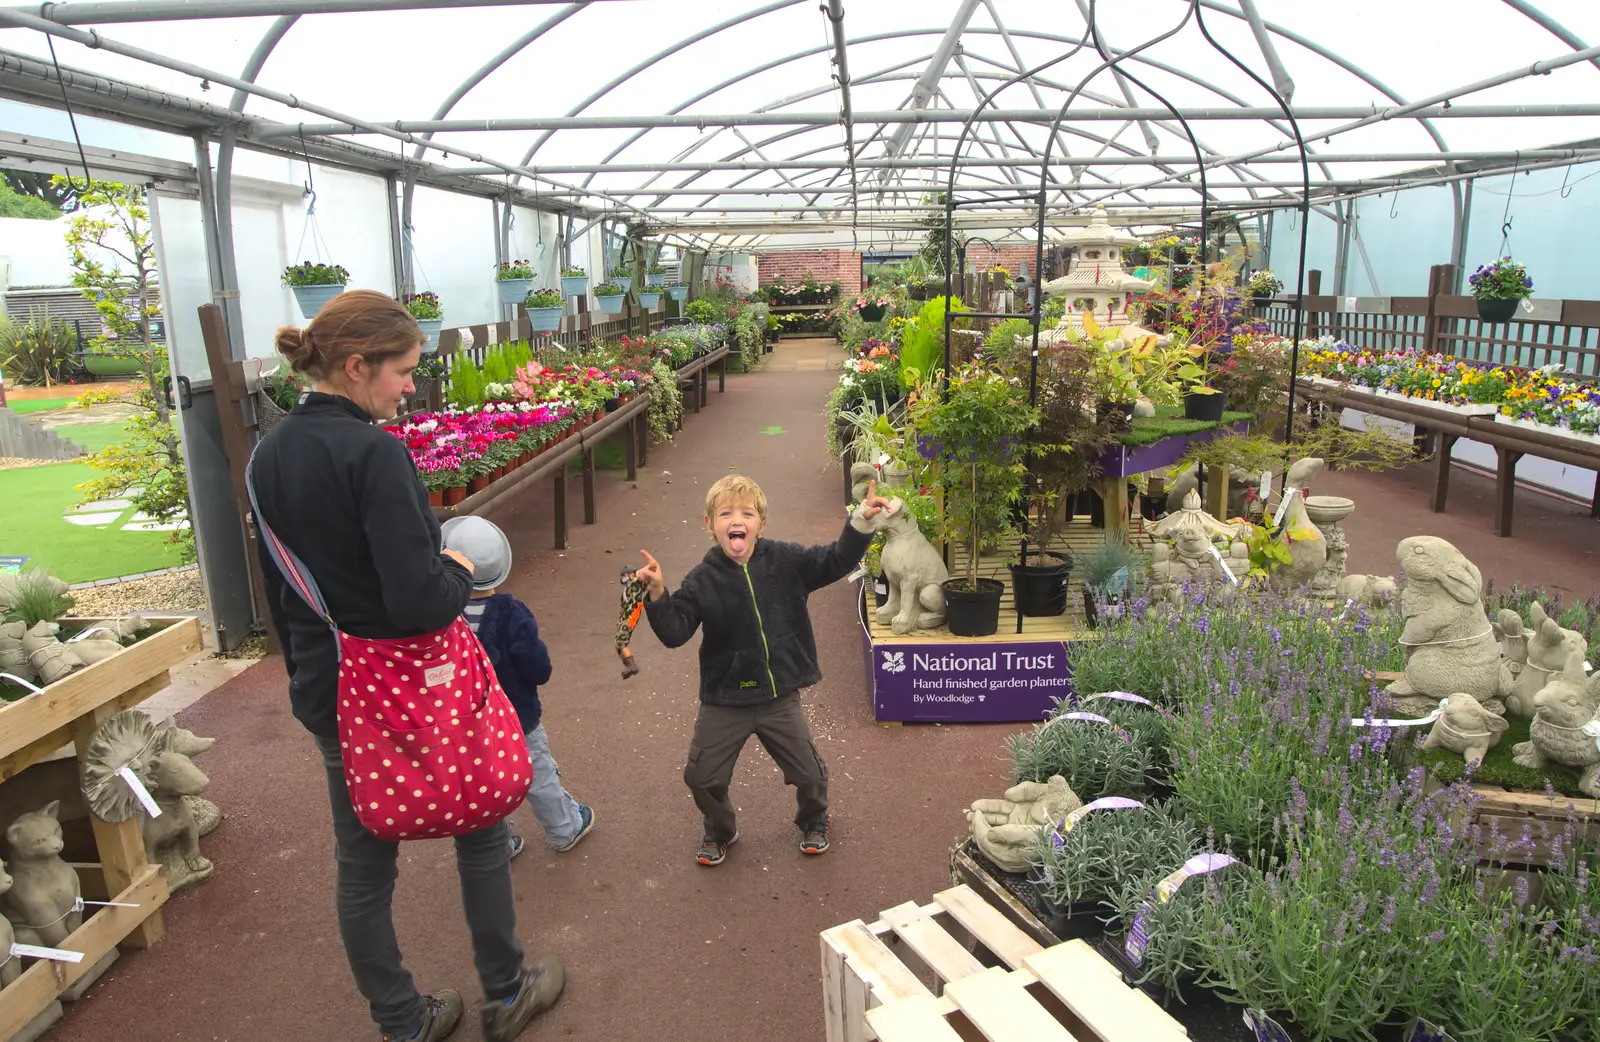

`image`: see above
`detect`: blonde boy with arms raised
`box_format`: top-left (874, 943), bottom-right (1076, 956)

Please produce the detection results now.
top-left (637, 475), bottom-right (889, 866)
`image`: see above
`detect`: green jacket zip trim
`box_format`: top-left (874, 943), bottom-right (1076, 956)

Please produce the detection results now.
top-left (741, 563), bottom-right (779, 698)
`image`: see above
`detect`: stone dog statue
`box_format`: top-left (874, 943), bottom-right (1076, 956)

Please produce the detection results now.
top-left (1387, 536), bottom-right (1505, 715)
top-left (867, 497), bottom-right (947, 634)
top-left (966, 776), bottom-right (1083, 874)
top-left (1513, 651), bottom-right (1600, 797)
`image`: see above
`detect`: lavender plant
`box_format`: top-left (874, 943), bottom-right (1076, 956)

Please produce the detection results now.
top-left (1009, 699), bottom-right (1165, 798)
top-left (1030, 801), bottom-right (1198, 913)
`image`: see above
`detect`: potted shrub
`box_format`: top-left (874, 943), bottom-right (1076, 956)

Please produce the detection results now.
top-left (496, 259), bottom-right (536, 305)
top-left (646, 263), bottom-right (668, 287)
top-left (560, 266), bottom-right (589, 297)
top-left (638, 286), bottom-right (663, 310)
top-left (1076, 537), bottom-right (1144, 628)
top-left (1468, 256), bottom-right (1532, 323)
top-left (282, 261), bottom-right (349, 318)
top-left (912, 365), bottom-right (1037, 636)
top-left (593, 281), bottom-right (626, 315)
top-left (1244, 269), bottom-right (1282, 308)
top-left (404, 291), bottom-right (443, 353)
top-left (524, 287), bottom-right (565, 332)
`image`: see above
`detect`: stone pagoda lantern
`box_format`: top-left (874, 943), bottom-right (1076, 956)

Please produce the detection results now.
top-left (1042, 207), bottom-right (1153, 330)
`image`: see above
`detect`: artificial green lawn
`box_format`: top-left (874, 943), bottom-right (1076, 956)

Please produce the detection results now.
top-left (1119, 404), bottom-right (1253, 447)
top-left (50, 421), bottom-right (132, 455)
top-left (6, 397), bottom-right (77, 415)
top-left (0, 460), bottom-right (185, 583)
top-left (1416, 712), bottom-right (1584, 795)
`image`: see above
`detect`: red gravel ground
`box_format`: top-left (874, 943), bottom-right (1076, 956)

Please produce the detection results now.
top-left (45, 340), bottom-right (1595, 1041)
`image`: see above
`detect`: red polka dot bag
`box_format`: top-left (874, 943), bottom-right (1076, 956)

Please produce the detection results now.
top-left (248, 463), bottom-right (533, 842)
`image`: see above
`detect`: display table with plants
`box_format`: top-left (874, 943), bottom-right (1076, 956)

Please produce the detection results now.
top-left (1095, 406), bottom-right (1254, 544)
top-left (0, 596), bottom-right (202, 1039)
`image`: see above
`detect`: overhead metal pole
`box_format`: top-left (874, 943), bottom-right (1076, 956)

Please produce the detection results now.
top-left (1074, 0), bottom-right (1160, 154)
top-left (823, 0), bottom-right (859, 227)
top-left (0, 0), bottom-right (619, 24)
top-left (876, 0), bottom-right (980, 181)
top-left (1237, 0), bottom-right (1295, 103)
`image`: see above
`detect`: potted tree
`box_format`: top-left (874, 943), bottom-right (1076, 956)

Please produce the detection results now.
top-left (912, 365), bottom-right (1038, 636)
top-left (496, 260), bottom-right (536, 305)
top-left (646, 263), bottom-right (668, 287)
top-left (404, 291), bottom-right (443, 353)
top-left (524, 288), bottom-right (565, 332)
top-left (592, 281), bottom-right (627, 315)
top-left (561, 266), bottom-right (589, 297)
top-left (1468, 257), bottom-right (1532, 323)
top-left (282, 261), bottom-right (349, 318)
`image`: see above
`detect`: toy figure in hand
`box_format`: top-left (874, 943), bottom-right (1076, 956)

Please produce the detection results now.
top-left (617, 567), bottom-right (649, 678)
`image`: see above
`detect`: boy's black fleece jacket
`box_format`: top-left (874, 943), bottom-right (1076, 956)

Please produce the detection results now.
top-left (644, 513), bottom-right (873, 706)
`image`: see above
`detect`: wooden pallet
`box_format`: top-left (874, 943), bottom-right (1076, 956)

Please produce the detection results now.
top-left (821, 884), bottom-right (1187, 1042)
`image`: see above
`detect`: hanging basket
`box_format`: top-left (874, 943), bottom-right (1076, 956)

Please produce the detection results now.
top-left (646, 272), bottom-right (666, 287)
top-left (255, 390), bottom-right (290, 436)
top-left (561, 275), bottom-right (589, 297)
top-left (638, 290), bottom-right (662, 310)
top-left (667, 284), bottom-right (689, 301)
top-left (496, 277), bottom-right (534, 304)
top-left (858, 304), bottom-right (887, 322)
top-left (292, 283), bottom-right (345, 318)
top-left (1476, 297), bottom-right (1519, 323)
top-left (415, 319), bottom-right (443, 353)
top-left (595, 293), bottom-right (626, 316)
top-left (527, 306), bottom-right (564, 332)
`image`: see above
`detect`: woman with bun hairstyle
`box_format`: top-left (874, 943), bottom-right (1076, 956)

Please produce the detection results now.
top-left (252, 290), bottom-right (564, 1042)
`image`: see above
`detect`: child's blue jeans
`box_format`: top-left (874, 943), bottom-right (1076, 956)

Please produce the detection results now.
top-left (523, 723), bottom-right (585, 848)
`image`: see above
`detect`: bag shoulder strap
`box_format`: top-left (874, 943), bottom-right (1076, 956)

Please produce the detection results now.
top-left (246, 449), bottom-right (335, 632)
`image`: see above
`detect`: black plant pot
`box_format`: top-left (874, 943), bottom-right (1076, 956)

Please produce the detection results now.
top-left (604, 397), bottom-right (620, 413)
top-left (1143, 491), bottom-right (1169, 521)
top-left (942, 577), bottom-right (1004, 637)
top-left (1010, 550), bottom-right (1072, 618)
top-left (858, 304), bottom-right (886, 322)
top-left (1039, 896), bottom-right (1107, 942)
top-left (1476, 296), bottom-right (1518, 322)
top-left (1182, 389), bottom-right (1226, 422)
top-left (1094, 933), bottom-right (1170, 1006)
top-left (1252, 294), bottom-right (1272, 309)
top-left (1096, 400), bottom-right (1135, 432)
top-left (872, 575), bottom-right (889, 607)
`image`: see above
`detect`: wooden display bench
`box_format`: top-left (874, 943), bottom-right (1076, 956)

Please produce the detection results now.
top-left (674, 345), bottom-right (729, 411)
top-left (0, 615), bottom-right (202, 1039)
top-left (821, 883), bottom-right (1187, 1042)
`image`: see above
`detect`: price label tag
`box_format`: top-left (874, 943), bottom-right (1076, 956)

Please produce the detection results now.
top-left (1273, 486), bottom-right (1299, 527)
top-left (1058, 797), bottom-right (1145, 832)
top-left (1207, 544), bottom-right (1240, 585)
top-left (1337, 598), bottom-right (1356, 620)
top-left (1244, 1009), bottom-right (1294, 1042)
top-left (1040, 711), bottom-right (1132, 742)
top-left (1084, 691), bottom-right (1153, 707)
top-left (118, 765), bottom-right (163, 818)
top-left (1258, 470), bottom-right (1271, 501)
top-left (10, 943), bottom-right (84, 964)
top-left (1351, 699), bottom-right (1448, 729)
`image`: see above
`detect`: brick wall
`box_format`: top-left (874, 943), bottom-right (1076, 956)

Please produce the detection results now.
top-left (756, 250), bottom-right (862, 296)
top-left (964, 245), bottom-right (1039, 276)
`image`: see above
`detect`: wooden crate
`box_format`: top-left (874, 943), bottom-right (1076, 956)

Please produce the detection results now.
top-left (0, 615), bottom-right (202, 1039)
top-left (821, 884), bottom-right (1187, 1042)
top-left (1470, 784), bottom-right (1600, 868)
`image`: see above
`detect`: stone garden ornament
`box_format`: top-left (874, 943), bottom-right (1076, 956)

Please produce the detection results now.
top-left (966, 776), bottom-right (1082, 874)
top-left (867, 497), bottom-right (948, 634)
top-left (1387, 536), bottom-right (1506, 715)
top-left (1421, 693), bottom-right (1510, 769)
top-left (1512, 651), bottom-right (1600, 797)
top-left (1336, 574), bottom-right (1397, 607)
top-left (1496, 603), bottom-right (1590, 718)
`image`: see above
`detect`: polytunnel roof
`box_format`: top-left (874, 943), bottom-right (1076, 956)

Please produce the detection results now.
top-left (2, 0), bottom-right (1599, 251)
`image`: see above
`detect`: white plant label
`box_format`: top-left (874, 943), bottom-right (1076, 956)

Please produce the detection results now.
top-left (1207, 544), bottom-right (1240, 585)
top-left (1273, 486), bottom-right (1299, 527)
top-left (1351, 699), bottom-right (1448, 729)
top-left (1338, 598), bottom-right (1357, 620)
top-left (10, 943), bottom-right (84, 964)
top-left (117, 765), bottom-right (162, 818)
top-left (1258, 470), bottom-right (1272, 501)
top-left (1041, 711), bottom-right (1132, 742)
top-left (1125, 854), bottom-right (1238, 966)
top-left (1058, 796), bottom-right (1145, 832)
top-left (72, 897), bottom-right (140, 912)
top-left (1085, 691), bottom-right (1154, 707)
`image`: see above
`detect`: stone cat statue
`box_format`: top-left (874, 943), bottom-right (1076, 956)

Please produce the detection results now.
top-left (0, 856), bottom-right (17, 987)
top-left (3, 802), bottom-right (81, 948)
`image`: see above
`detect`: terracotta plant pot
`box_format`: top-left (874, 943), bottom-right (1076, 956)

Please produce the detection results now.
top-left (428, 489), bottom-right (444, 508)
top-left (443, 486), bottom-right (466, 506)
top-left (469, 475), bottom-right (489, 494)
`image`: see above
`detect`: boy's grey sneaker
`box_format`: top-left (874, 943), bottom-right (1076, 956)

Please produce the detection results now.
top-left (801, 818), bottom-right (830, 856)
top-left (696, 831), bottom-right (739, 866)
top-left (481, 956), bottom-right (566, 1042)
top-left (382, 990), bottom-right (462, 1042)
top-left (508, 834), bottom-right (525, 860)
top-left (553, 804), bottom-right (596, 853)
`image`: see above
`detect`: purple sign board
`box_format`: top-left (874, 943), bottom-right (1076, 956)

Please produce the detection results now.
top-left (859, 588), bottom-right (1080, 723)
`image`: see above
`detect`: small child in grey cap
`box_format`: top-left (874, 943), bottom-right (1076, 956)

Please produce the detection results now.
top-left (441, 515), bottom-right (595, 856)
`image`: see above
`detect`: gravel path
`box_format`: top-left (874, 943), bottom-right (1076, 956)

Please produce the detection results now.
top-left (0, 456), bottom-right (57, 471)
top-left (69, 569), bottom-right (207, 616)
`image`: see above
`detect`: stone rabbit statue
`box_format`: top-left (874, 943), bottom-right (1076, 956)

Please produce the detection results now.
top-left (1512, 651), bottom-right (1600, 797)
top-left (1421, 693), bottom-right (1510, 769)
top-left (19, 622), bottom-right (83, 686)
top-left (867, 497), bottom-right (947, 634)
top-left (2, 802), bottom-right (81, 949)
top-left (1386, 536), bottom-right (1505, 715)
top-left (1336, 573), bottom-right (1397, 607)
top-left (0, 856), bottom-right (17, 987)
top-left (1497, 604), bottom-right (1590, 718)
top-left (0, 621), bottom-right (33, 684)
top-left (966, 776), bottom-right (1082, 874)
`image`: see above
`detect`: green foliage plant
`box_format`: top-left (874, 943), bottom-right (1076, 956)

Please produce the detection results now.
top-left (0, 182), bottom-right (58, 219)
top-left (446, 351), bottom-right (486, 409)
top-left (59, 177), bottom-right (191, 559)
top-left (1030, 801), bottom-right (1197, 911)
top-left (561, 266), bottom-right (587, 278)
top-left (524, 288), bottom-right (564, 308)
top-left (281, 261), bottom-right (349, 287)
top-left (3, 570), bottom-right (75, 628)
top-left (684, 299), bottom-right (716, 323)
top-left (898, 295), bottom-right (967, 390)
top-left (1009, 699), bottom-right (1164, 799)
top-left (497, 260), bottom-right (536, 280)
top-left (403, 291), bottom-right (441, 320)
top-left (592, 282), bottom-right (625, 297)
top-left (1, 311), bottom-right (77, 387)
